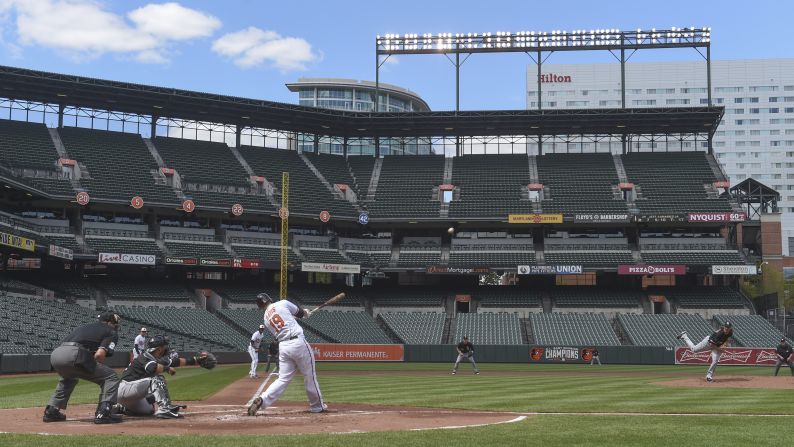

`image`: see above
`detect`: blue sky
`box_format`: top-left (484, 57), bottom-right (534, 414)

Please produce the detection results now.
top-left (0, 0), bottom-right (792, 111)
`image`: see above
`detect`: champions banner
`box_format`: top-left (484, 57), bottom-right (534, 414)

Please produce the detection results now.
top-left (675, 347), bottom-right (779, 365)
top-left (529, 346), bottom-right (597, 363)
top-left (508, 214), bottom-right (563, 224)
top-left (0, 231), bottom-right (36, 252)
top-left (310, 344), bottom-right (404, 362)
top-left (301, 262), bottom-right (361, 274)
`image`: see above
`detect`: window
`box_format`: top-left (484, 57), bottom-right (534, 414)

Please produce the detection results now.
top-left (734, 97), bottom-right (744, 103)
top-left (298, 89), bottom-right (315, 98)
top-left (628, 89), bottom-right (642, 94)
top-left (786, 86), bottom-right (794, 91)
top-left (749, 97), bottom-right (759, 103)
top-left (566, 101), bottom-right (589, 107)
top-left (735, 119), bottom-right (760, 125)
top-left (730, 108), bottom-right (744, 114)
top-left (666, 99), bottom-right (690, 105)
top-left (681, 88), bottom-right (707, 94)
top-left (750, 108), bottom-right (760, 114)
top-left (632, 99), bottom-right (656, 106)
top-left (786, 108), bottom-right (794, 113)
top-left (749, 86), bottom-right (778, 92)
top-left (598, 100), bottom-right (622, 107)
top-left (715, 87), bottom-right (743, 93)
top-left (442, 190), bottom-right (453, 203)
top-left (771, 141), bottom-right (782, 146)
top-left (770, 97), bottom-right (779, 102)
top-left (355, 90), bottom-right (374, 102)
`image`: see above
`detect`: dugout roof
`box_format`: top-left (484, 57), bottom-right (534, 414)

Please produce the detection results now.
top-left (0, 65), bottom-right (722, 138)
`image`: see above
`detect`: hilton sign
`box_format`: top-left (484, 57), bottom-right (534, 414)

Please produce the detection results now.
top-left (538, 73), bottom-right (572, 83)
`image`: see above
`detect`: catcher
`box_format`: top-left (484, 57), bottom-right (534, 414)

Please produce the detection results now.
top-left (115, 335), bottom-right (216, 418)
top-left (452, 336), bottom-right (480, 375)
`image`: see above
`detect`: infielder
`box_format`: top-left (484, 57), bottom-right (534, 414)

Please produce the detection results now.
top-left (116, 335), bottom-right (216, 418)
top-left (452, 336), bottom-right (479, 375)
top-left (678, 322), bottom-right (733, 382)
top-left (248, 325), bottom-right (266, 378)
top-left (247, 293), bottom-right (326, 415)
top-left (773, 338), bottom-right (794, 376)
top-left (590, 348), bottom-right (601, 366)
top-left (132, 327), bottom-right (148, 360)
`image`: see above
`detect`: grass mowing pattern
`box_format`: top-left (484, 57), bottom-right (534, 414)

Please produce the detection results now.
top-left (1, 363), bottom-right (792, 446)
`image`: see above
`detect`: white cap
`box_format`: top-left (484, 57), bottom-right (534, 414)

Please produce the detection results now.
top-left (259, 324), bottom-right (265, 329)
top-left (141, 327), bottom-right (148, 332)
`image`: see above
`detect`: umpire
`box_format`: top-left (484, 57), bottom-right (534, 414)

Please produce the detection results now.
top-left (774, 338), bottom-right (794, 376)
top-left (43, 312), bottom-right (123, 424)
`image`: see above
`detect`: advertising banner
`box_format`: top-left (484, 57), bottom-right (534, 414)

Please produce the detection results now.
top-left (310, 344), bottom-right (404, 362)
top-left (573, 214), bottom-right (630, 224)
top-left (617, 265), bottom-right (686, 275)
top-left (687, 212), bottom-right (747, 223)
top-left (425, 266), bottom-right (490, 274)
top-left (200, 259), bottom-right (232, 267)
top-left (6, 257), bottom-right (41, 270)
top-left (517, 265), bottom-right (583, 275)
top-left (301, 262), bottom-right (361, 274)
top-left (0, 231), bottom-right (36, 252)
top-left (48, 244), bottom-right (74, 261)
top-left (675, 347), bottom-right (779, 365)
top-left (711, 265), bottom-right (758, 275)
top-left (508, 214), bottom-right (563, 224)
top-left (98, 253), bottom-right (156, 265)
top-left (165, 257), bottom-right (198, 265)
top-left (635, 214), bottom-right (686, 223)
top-left (529, 346), bottom-right (597, 363)
top-left (233, 258), bottom-right (261, 269)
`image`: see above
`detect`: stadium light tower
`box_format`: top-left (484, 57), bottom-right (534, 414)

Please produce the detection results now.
top-left (375, 27), bottom-right (713, 112)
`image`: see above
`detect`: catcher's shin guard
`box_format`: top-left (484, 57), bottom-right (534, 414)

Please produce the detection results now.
top-left (149, 375), bottom-right (174, 410)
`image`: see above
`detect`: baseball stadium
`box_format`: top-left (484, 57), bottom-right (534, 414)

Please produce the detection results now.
top-left (0, 15), bottom-right (793, 447)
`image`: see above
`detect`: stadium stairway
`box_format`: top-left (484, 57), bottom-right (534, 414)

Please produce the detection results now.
top-left (375, 314), bottom-right (406, 344)
top-left (442, 317), bottom-right (455, 344)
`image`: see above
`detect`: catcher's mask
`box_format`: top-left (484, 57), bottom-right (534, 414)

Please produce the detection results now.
top-left (147, 335), bottom-right (170, 353)
top-left (256, 292), bottom-right (273, 309)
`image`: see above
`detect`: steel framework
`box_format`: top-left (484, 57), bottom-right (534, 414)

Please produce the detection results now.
top-left (375, 27), bottom-right (714, 155)
top-left (280, 172), bottom-right (289, 300)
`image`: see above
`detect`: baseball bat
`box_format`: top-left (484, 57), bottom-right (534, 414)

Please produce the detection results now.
top-left (310, 292), bottom-right (345, 313)
top-left (245, 370), bottom-right (279, 407)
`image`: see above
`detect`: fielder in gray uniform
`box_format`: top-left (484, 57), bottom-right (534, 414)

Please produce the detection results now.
top-left (116, 335), bottom-right (216, 418)
top-left (452, 336), bottom-right (480, 375)
top-left (773, 338), bottom-right (794, 376)
top-left (44, 312), bottom-right (122, 424)
top-left (678, 322), bottom-right (734, 382)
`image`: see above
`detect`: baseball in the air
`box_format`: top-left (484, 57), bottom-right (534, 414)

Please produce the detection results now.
top-left (447, 227), bottom-right (455, 235)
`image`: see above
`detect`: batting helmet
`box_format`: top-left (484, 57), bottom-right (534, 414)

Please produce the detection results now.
top-left (97, 312), bottom-right (121, 327)
top-left (256, 292), bottom-right (273, 309)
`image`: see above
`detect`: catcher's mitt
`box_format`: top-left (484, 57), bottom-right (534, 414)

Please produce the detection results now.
top-left (196, 351), bottom-right (217, 370)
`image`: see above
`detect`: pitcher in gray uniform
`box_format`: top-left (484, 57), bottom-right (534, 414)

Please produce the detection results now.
top-left (677, 322), bottom-right (734, 382)
top-left (44, 312), bottom-right (123, 424)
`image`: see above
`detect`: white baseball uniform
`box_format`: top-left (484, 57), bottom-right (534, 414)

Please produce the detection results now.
top-left (132, 334), bottom-right (147, 359)
top-left (257, 300), bottom-right (325, 412)
top-left (248, 330), bottom-right (264, 378)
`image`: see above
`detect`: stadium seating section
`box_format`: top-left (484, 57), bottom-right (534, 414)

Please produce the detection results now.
top-left (371, 289), bottom-right (444, 308)
top-left (455, 313), bottom-right (522, 345)
top-left (622, 152), bottom-right (733, 214)
top-left (475, 288), bottom-right (542, 309)
top-left (85, 236), bottom-right (162, 257)
top-left (531, 313), bottom-right (622, 346)
top-left (537, 154), bottom-right (628, 214)
top-left (95, 280), bottom-right (191, 302)
top-left (662, 287), bottom-right (745, 309)
top-left (449, 154), bottom-right (532, 217)
top-left (380, 312), bottom-right (445, 344)
top-left (450, 239), bottom-right (536, 268)
top-left (618, 314), bottom-right (713, 347)
top-left (545, 237), bottom-right (634, 266)
top-left (398, 240), bottom-right (441, 267)
top-left (300, 310), bottom-right (392, 344)
top-left (345, 156), bottom-right (376, 198)
top-left (367, 155), bottom-right (444, 217)
top-left (59, 127), bottom-right (177, 203)
top-left (238, 146), bottom-right (357, 217)
top-left (0, 120), bottom-right (75, 196)
top-left (154, 137), bottom-right (249, 187)
top-left (552, 288), bottom-right (641, 308)
top-left (116, 306), bottom-right (247, 350)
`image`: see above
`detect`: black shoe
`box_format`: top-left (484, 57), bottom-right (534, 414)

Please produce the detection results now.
top-left (43, 406), bottom-right (66, 423)
top-left (247, 397), bottom-right (262, 416)
top-left (95, 402), bottom-right (123, 424)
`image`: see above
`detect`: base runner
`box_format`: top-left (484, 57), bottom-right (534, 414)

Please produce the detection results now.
top-left (452, 336), bottom-right (479, 375)
top-left (248, 325), bottom-right (266, 378)
top-left (247, 293), bottom-right (326, 415)
top-left (677, 322), bottom-right (733, 382)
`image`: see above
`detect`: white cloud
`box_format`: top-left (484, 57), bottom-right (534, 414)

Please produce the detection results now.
top-left (128, 2), bottom-right (220, 41)
top-left (212, 26), bottom-right (318, 72)
top-left (2, 0), bottom-right (221, 63)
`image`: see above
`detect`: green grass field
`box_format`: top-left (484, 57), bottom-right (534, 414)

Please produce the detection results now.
top-left (1, 362), bottom-right (792, 447)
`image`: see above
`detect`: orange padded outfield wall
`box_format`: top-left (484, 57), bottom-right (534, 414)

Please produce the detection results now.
top-left (310, 344), bottom-right (404, 361)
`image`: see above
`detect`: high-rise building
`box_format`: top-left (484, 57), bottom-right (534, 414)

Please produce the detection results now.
top-left (527, 59), bottom-right (794, 256)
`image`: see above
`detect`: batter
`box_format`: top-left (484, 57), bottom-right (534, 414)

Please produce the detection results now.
top-left (248, 293), bottom-right (326, 415)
